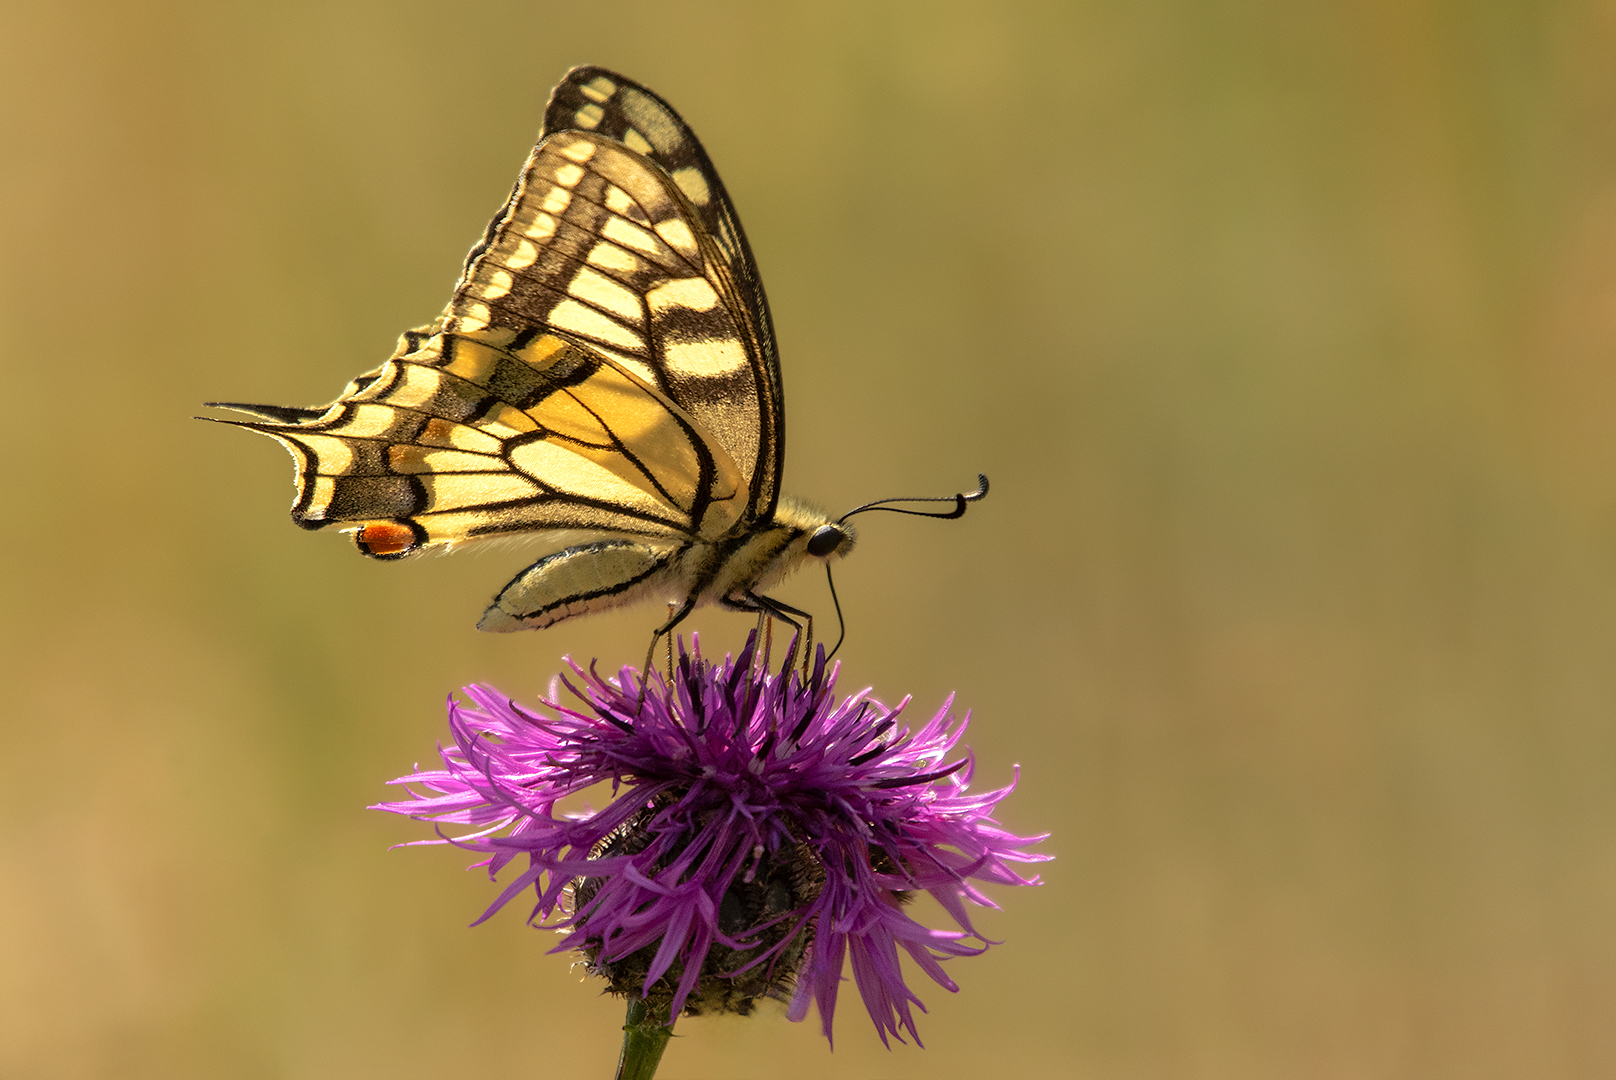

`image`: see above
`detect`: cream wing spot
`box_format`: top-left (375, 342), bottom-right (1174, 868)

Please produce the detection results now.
top-left (602, 217), bottom-right (663, 258)
top-left (332, 403), bottom-right (402, 438)
top-left (553, 163), bottom-right (585, 188)
top-left (558, 137), bottom-right (597, 162)
top-left (663, 337), bottom-right (750, 376)
top-left (618, 93), bottom-right (682, 151)
top-left (476, 269), bottom-right (513, 300)
top-left (293, 435), bottom-right (354, 473)
top-left (433, 423), bottom-right (502, 454)
top-left (442, 341), bottom-right (497, 382)
top-left (569, 266), bottom-right (643, 323)
top-left (382, 364), bottom-right (447, 410)
top-left (587, 241), bottom-right (640, 274)
top-left (521, 211), bottom-right (557, 241)
top-left (604, 185), bottom-right (648, 222)
top-left (653, 218), bottom-right (698, 258)
top-left (503, 238), bottom-right (539, 269)
top-left (623, 128), bottom-right (652, 154)
top-left (393, 335), bottom-right (433, 360)
top-left (672, 167), bottom-right (711, 207)
top-left (548, 300), bottom-right (646, 352)
top-left (511, 333), bottom-right (568, 370)
top-left (485, 403), bottom-right (539, 436)
top-left (306, 476), bottom-right (337, 516)
top-left (539, 187), bottom-right (572, 215)
top-left (581, 76), bottom-right (616, 103)
top-left (647, 277), bottom-right (721, 314)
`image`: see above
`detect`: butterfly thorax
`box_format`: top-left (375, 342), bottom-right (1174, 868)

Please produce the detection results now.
top-left (690, 496), bottom-right (856, 605)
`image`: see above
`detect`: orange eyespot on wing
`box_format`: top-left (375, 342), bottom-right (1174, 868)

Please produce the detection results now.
top-left (356, 520), bottom-right (423, 559)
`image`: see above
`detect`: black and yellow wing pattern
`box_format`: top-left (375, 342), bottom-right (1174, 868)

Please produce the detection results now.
top-left (209, 67), bottom-right (854, 641)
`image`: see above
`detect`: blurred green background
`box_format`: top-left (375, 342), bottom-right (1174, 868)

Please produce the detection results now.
top-left (5, 1), bottom-right (1616, 1077)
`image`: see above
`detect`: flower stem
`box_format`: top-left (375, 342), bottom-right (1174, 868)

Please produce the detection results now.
top-left (614, 997), bottom-right (672, 1080)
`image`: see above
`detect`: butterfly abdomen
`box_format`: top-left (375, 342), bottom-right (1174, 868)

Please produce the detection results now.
top-left (478, 539), bottom-right (679, 632)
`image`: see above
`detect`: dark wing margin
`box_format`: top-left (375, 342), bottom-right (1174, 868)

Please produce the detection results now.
top-left (540, 66), bottom-right (783, 525)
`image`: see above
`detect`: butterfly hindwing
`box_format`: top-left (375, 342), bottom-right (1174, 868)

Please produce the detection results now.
top-left (225, 326), bottom-right (748, 555)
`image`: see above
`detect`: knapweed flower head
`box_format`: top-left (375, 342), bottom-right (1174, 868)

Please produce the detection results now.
top-left (374, 635), bottom-right (1048, 1046)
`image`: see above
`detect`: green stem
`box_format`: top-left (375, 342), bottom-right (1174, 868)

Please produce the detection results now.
top-left (614, 997), bottom-right (673, 1080)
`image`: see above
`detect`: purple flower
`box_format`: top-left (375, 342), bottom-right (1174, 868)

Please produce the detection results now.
top-left (373, 636), bottom-right (1048, 1046)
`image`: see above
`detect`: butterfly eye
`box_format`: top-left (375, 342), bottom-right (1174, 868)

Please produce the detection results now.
top-left (806, 525), bottom-right (846, 558)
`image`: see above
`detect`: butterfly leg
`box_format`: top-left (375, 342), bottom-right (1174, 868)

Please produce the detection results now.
top-left (752, 608), bottom-right (772, 674)
top-left (724, 593), bottom-right (791, 673)
top-left (665, 602), bottom-right (679, 685)
top-left (639, 596), bottom-right (697, 710)
top-left (773, 598), bottom-right (814, 682)
top-left (733, 592), bottom-right (814, 683)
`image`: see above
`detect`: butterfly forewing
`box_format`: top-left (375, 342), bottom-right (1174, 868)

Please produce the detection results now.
top-left (447, 126), bottom-right (776, 530)
top-left (539, 67), bottom-right (782, 523)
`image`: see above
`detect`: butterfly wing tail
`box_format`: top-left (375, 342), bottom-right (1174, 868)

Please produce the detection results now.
top-left (202, 401), bottom-right (328, 424)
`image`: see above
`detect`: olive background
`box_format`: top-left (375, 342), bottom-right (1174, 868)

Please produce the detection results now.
top-left (5, 2), bottom-right (1616, 1078)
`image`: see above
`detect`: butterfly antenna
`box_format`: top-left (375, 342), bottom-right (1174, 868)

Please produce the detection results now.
top-left (837, 473), bottom-right (990, 523)
top-left (824, 474), bottom-right (988, 662)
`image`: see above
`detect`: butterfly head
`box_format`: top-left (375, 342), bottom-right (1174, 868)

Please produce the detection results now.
top-left (767, 499), bottom-right (857, 570)
top-left (806, 522), bottom-right (855, 559)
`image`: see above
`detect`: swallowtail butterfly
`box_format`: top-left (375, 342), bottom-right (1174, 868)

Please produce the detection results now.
top-left (207, 66), bottom-right (985, 664)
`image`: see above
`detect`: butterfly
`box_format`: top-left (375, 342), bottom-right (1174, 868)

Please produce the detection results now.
top-left (206, 66), bottom-right (986, 670)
